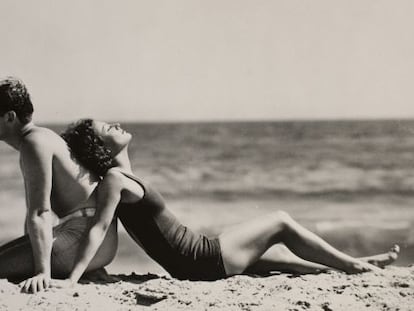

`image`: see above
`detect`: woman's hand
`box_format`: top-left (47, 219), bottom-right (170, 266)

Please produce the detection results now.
top-left (20, 273), bottom-right (51, 294)
top-left (49, 278), bottom-right (76, 289)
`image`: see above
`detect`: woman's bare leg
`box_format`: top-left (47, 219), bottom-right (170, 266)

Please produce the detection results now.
top-left (244, 243), bottom-right (400, 275)
top-left (244, 243), bottom-right (327, 275)
top-left (219, 211), bottom-right (382, 276)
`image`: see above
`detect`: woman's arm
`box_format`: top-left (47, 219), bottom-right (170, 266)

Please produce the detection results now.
top-left (67, 170), bottom-right (124, 284)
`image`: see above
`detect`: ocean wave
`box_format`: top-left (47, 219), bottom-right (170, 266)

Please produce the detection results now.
top-left (138, 162), bottom-right (414, 199)
top-left (3, 120), bottom-right (414, 199)
top-left (158, 187), bottom-right (414, 200)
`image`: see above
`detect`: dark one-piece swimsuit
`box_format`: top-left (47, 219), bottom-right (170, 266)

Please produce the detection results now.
top-left (116, 172), bottom-right (226, 281)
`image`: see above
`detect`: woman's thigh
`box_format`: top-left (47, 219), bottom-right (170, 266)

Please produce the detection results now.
top-left (218, 211), bottom-right (287, 275)
top-left (244, 243), bottom-right (327, 275)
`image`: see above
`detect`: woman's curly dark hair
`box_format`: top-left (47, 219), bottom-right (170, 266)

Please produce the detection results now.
top-left (61, 119), bottom-right (114, 177)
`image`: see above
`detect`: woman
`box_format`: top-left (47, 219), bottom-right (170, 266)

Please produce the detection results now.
top-left (55, 119), bottom-right (399, 285)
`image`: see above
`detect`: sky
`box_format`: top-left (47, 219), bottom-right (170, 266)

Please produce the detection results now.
top-left (1, 0), bottom-right (414, 123)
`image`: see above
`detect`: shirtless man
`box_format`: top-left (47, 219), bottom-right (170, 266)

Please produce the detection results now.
top-left (0, 77), bottom-right (117, 293)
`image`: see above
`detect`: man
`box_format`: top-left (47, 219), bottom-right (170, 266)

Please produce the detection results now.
top-left (0, 77), bottom-right (117, 293)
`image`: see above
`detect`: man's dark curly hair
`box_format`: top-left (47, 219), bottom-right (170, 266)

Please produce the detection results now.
top-left (0, 77), bottom-right (33, 124)
top-left (61, 119), bottom-right (115, 177)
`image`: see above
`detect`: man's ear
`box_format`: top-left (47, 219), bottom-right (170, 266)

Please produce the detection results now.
top-left (4, 111), bottom-right (16, 123)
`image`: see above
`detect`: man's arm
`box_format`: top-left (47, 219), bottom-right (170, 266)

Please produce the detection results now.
top-left (20, 136), bottom-right (54, 293)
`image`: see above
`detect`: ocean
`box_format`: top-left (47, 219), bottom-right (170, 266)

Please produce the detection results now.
top-left (1, 120), bottom-right (414, 274)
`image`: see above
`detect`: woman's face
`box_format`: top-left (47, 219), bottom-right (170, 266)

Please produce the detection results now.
top-left (92, 120), bottom-right (132, 155)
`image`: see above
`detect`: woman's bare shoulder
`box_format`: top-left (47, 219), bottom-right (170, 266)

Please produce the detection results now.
top-left (100, 168), bottom-right (144, 202)
top-left (98, 168), bottom-right (125, 190)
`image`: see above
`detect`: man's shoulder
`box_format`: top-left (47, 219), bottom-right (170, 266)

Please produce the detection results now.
top-left (20, 127), bottom-right (62, 155)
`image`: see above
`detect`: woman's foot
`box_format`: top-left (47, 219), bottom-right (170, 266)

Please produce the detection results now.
top-left (81, 267), bottom-right (120, 283)
top-left (360, 245), bottom-right (400, 268)
top-left (346, 260), bottom-right (383, 274)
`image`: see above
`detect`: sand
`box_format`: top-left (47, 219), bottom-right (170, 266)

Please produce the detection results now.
top-left (0, 266), bottom-right (413, 311)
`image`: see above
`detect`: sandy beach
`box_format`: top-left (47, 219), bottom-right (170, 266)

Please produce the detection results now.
top-left (0, 266), bottom-right (413, 310)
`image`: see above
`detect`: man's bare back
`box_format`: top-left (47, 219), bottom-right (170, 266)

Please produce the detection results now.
top-left (20, 126), bottom-right (99, 217)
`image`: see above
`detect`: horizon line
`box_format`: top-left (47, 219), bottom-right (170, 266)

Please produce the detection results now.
top-left (38, 116), bottom-right (414, 126)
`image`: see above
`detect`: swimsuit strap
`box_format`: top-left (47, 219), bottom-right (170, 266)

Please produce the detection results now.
top-left (110, 168), bottom-right (147, 196)
top-left (58, 207), bottom-right (96, 225)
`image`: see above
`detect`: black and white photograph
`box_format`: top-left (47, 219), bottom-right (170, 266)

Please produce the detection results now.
top-left (0, 1), bottom-right (413, 310)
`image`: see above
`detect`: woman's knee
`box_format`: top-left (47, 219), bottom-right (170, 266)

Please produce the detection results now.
top-left (270, 210), bottom-right (294, 229)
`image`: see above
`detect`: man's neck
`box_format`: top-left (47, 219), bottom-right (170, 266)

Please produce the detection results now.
top-left (4, 122), bottom-right (35, 150)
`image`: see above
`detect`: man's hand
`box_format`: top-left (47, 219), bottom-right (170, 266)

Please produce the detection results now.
top-left (20, 273), bottom-right (51, 294)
